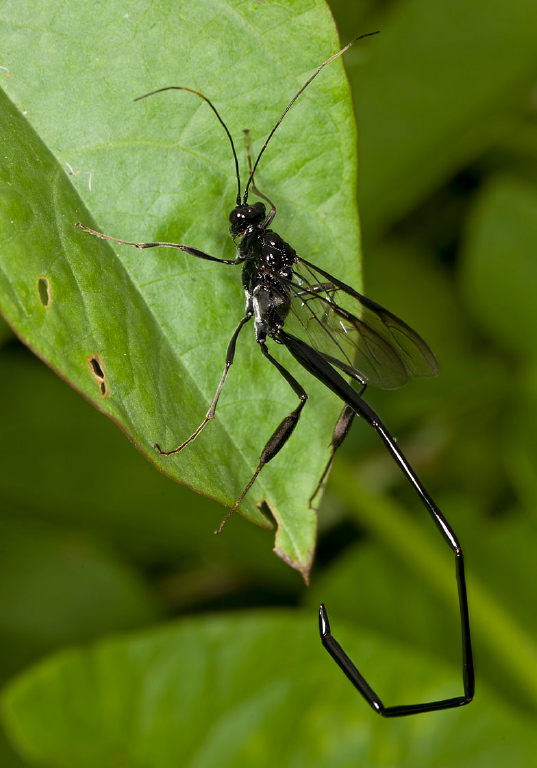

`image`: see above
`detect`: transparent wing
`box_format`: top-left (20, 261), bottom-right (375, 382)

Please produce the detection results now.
top-left (283, 257), bottom-right (439, 390)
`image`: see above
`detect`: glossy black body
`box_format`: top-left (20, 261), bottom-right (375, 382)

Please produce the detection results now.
top-left (76, 32), bottom-right (474, 717)
top-left (233, 203), bottom-right (296, 343)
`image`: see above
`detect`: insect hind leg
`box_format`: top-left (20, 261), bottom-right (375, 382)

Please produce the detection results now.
top-left (280, 329), bottom-right (474, 715)
top-left (215, 340), bottom-right (307, 534)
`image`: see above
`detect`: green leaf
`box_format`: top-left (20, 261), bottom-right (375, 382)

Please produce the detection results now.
top-left (331, 0), bottom-right (537, 242)
top-left (0, 344), bottom-right (301, 597)
top-left (507, 364), bottom-right (537, 525)
top-left (0, 728), bottom-right (30, 768)
top-left (2, 613), bottom-right (535, 767)
top-left (459, 175), bottom-right (537, 358)
top-left (0, 315), bottom-right (12, 347)
top-left (0, 515), bottom-right (161, 676)
top-left (0, 0), bottom-right (364, 576)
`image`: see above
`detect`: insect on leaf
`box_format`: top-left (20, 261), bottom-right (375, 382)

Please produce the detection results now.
top-left (0, 0), bottom-right (363, 578)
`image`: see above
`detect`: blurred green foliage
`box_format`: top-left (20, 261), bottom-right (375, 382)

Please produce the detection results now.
top-left (1, 0), bottom-right (537, 765)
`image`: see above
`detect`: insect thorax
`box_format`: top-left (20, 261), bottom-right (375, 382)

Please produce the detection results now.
top-left (240, 230), bottom-right (297, 343)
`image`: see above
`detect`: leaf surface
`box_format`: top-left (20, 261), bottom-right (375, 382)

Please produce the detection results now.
top-left (2, 613), bottom-right (534, 768)
top-left (0, 0), bottom-right (364, 576)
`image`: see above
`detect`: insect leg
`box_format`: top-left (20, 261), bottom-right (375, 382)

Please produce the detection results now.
top-left (280, 330), bottom-right (474, 716)
top-left (75, 223), bottom-right (241, 265)
top-left (215, 341), bottom-right (307, 534)
top-left (156, 313), bottom-right (252, 456)
top-left (309, 405), bottom-right (356, 507)
top-left (310, 359), bottom-right (367, 505)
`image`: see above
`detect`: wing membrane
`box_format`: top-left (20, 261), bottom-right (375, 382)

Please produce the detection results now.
top-left (283, 257), bottom-right (439, 390)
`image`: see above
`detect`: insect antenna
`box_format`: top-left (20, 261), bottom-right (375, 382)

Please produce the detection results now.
top-left (242, 30), bottom-right (379, 204)
top-left (243, 128), bottom-right (276, 219)
top-left (134, 86), bottom-right (242, 206)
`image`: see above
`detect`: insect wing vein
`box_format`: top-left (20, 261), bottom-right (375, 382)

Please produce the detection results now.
top-left (283, 258), bottom-right (439, 389)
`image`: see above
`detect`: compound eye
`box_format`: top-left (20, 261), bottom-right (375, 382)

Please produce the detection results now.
top-left (229, 208), bottom-right (245, 226)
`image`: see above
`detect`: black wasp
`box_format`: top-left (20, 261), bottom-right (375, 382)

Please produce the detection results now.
top-left (77, 33), bottom-right (474, 717)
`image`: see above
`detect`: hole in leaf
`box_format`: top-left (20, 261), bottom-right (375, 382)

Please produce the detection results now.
top-left (37, 277), bottom-right (51, 307)
top-left (87, 354), bottom-right (108, 397)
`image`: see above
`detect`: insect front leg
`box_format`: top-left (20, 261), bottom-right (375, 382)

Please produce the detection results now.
top-left (156, 313), bottom-right (252, 456)
top-left (75, 223), bottom-right (242, 265)
top-left (215, 340), bottom-right (307, 534)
